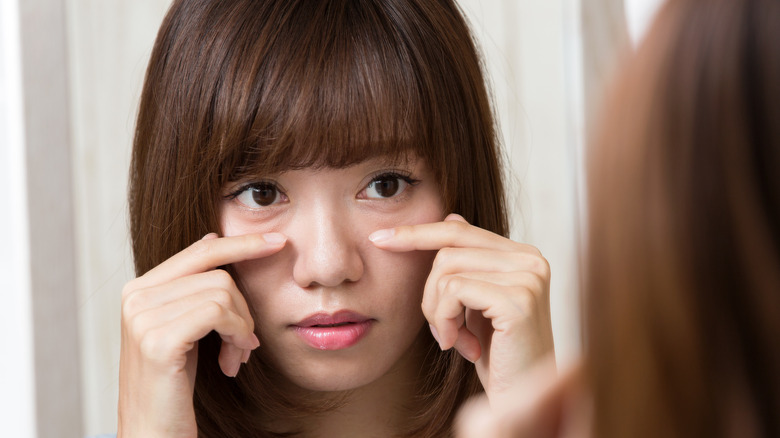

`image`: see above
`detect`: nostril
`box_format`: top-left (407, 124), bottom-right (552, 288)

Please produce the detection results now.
top-left (293, 247), bottom-right (364, 288)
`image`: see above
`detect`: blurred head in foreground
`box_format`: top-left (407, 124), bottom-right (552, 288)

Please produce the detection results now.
top-left (457, 0), bottom-right (780, 436)
top-left (587, 0), bottom-right (780, 436)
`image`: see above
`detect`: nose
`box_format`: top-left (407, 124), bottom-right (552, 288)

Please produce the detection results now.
top-left (291, 204), bottom-right (364, 288)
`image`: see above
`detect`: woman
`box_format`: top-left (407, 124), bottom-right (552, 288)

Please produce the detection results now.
top-left (457, 0), bottom-right (780, 436)
top-left (119, 0), bottom-right (554, 436)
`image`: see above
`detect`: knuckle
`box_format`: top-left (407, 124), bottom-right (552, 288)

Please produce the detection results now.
top-left (201, 300), bottom-right (226, 319)
top-left (523, 243), bottom-right (543, 257)
top-left (440, 275), bottom-right (463, 294)
top-left (436, 275), bottom-right (450, 293)
top-left (516, 251), bottom-right (551, 280)
top-left (237, 316), bottom-right (251, 333)
top-left (446, 220), bottom-right (468, 233)
top-left (445, 221), bottom-right (469, 239)
top-left (433, 308), bottom-right (452, 329)
top-left (532, 273), bottom-right (550, 296)
top-left (514, 288), bottom-right (538, 314)
top-left (420, 297), bottom-right (436, 321)
top-left (395, 224), bottom-right (413, 238)
top-left (121, 280), bottom-right (140, 300)
top-left (210, 288), bottom-right (233, 307)
top-left (533, 255), bottom-right (551, 279)
top-left (121, 290), bottom-right (142, 317)
top-left (434, 247), bottom-right (456, 268)
top-left (138, 330), bottom-right (167, 362)
top-left (127, 312), bottom-right (150, 343)
top-left (185, 239), bottom-right (213, 259)
top-left (210, 268), bottom-right (234, 286)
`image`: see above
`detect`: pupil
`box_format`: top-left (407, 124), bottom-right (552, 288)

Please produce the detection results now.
top-left (376, 178), bottom-right (399, 197)
top-left (252, 185), bottom-right (277, 206)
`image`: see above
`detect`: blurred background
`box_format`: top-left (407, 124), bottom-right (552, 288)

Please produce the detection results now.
top-left (0, 0), bottom-right (661, 436)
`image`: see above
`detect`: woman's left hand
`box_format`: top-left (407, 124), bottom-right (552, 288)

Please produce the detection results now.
top-left (370, 214), bottom-right (554, 401)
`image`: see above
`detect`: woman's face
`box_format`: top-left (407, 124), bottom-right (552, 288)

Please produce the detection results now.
top-left (220, 155), bottom-right (444, 391)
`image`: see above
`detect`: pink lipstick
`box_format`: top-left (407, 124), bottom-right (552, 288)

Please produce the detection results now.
top-left (292, 311), bottom-right (373, 350)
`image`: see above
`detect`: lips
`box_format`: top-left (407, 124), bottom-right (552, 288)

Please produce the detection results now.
top-left (292, 311), bottom-right (374, 350)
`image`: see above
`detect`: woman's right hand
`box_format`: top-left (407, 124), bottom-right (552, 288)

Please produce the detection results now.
top-left (118, 232), bottom-right (287, 438)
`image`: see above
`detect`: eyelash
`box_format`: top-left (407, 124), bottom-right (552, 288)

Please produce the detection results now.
top-left (225, 180), bottom-right (282, 201)
top-left (362, 171), bottom-right (420, 200)
top-left (224, 171), bottom-right (421, 208)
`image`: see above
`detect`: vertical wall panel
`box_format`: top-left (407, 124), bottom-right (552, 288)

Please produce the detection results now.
top-left (19, 0), bottom-right (83, 436)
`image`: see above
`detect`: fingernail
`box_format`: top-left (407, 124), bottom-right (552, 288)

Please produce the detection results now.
top-left (369, 228), bottom-right (394, 243)
top-left (429, 324), bottom-right (443, 350)
top-left (201, 232), bottom-right (218, 240)
top-left (229, 361), bottom-right (241, 378)
top-left (251, 333), bottom-right (261, 349)
top-left (241, 349), bottom-right (251, 364)
top-left (263, 233), bottom-right (286, 245)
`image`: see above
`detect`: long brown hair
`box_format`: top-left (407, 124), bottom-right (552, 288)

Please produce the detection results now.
top-left (585, 0), bottom-right (780, 436)
top-left (129, 0), bottom-right (506, 436)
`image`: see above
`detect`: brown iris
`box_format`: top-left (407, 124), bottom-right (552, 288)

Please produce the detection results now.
top-left (372, 177), bottom-right (400, 197)
top-left (251, 184), bottom-right (278, 206)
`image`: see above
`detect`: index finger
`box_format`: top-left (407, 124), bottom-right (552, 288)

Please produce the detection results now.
top-left (368, 219), bottom-right (520, 252)
top-left (136, 232), bottom-right (287, 289)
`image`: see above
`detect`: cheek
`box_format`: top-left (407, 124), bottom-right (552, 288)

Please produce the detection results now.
top-left (219, 207), bottom-right (276, 237)
top-left (375, 249), bottom-right (436, 321)
top-left (219, 197), bottom-right (443, 316)
top-left (219, 207), bottom-right (292, 309)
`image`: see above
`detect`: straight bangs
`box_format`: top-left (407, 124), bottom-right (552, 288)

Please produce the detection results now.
top-left (210, 0), bottom-right (435, 183)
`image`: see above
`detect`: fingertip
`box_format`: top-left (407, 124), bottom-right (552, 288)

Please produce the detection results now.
top-left (437, 319), bottom-right (461, 350)
top-left (201, 232), bottom-right (219, 240)
top-left (458, 346), bottom-right (481, 364)
top-left (429, 324), bottom-right (443, 349)
top-left (262, 232), bottom-right (287, 245)
top-left (220, 357), bottom-right (241, 378)
top-left (368, 228), bottom-right (395, 244)
top-left (219, 342), bottom-right (245, 377)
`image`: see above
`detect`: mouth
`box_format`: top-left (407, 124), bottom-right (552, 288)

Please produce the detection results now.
top-left (292, 311), bottom-right (374, 350)
top-left (310, 322), bottom-right (357, 328)
top-left (294, 310), bottom-right (372, 327)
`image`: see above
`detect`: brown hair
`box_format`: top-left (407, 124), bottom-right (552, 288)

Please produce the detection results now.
top-left (129, 0), bottom-right (506, 436)
top-left (585, 0), bottom-right (780, 436)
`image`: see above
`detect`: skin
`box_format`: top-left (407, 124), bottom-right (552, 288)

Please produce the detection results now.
top-left (371, 214), bottom-right (555, 399)
top-left (119, 233), bottom-right (282, 437)
top-left (118, 155), bottom-right (554, 437)
top-left (220, 158), bottom-right (444, 396)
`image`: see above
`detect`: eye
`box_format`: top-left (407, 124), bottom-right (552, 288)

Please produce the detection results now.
top-left (232, 182), bottom-right (287, 208)
top-left (362, 173), bottom-right (419, 199)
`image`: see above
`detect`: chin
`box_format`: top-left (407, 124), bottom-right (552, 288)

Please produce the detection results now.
top-left (275, 353), bottom-right (398, 392)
